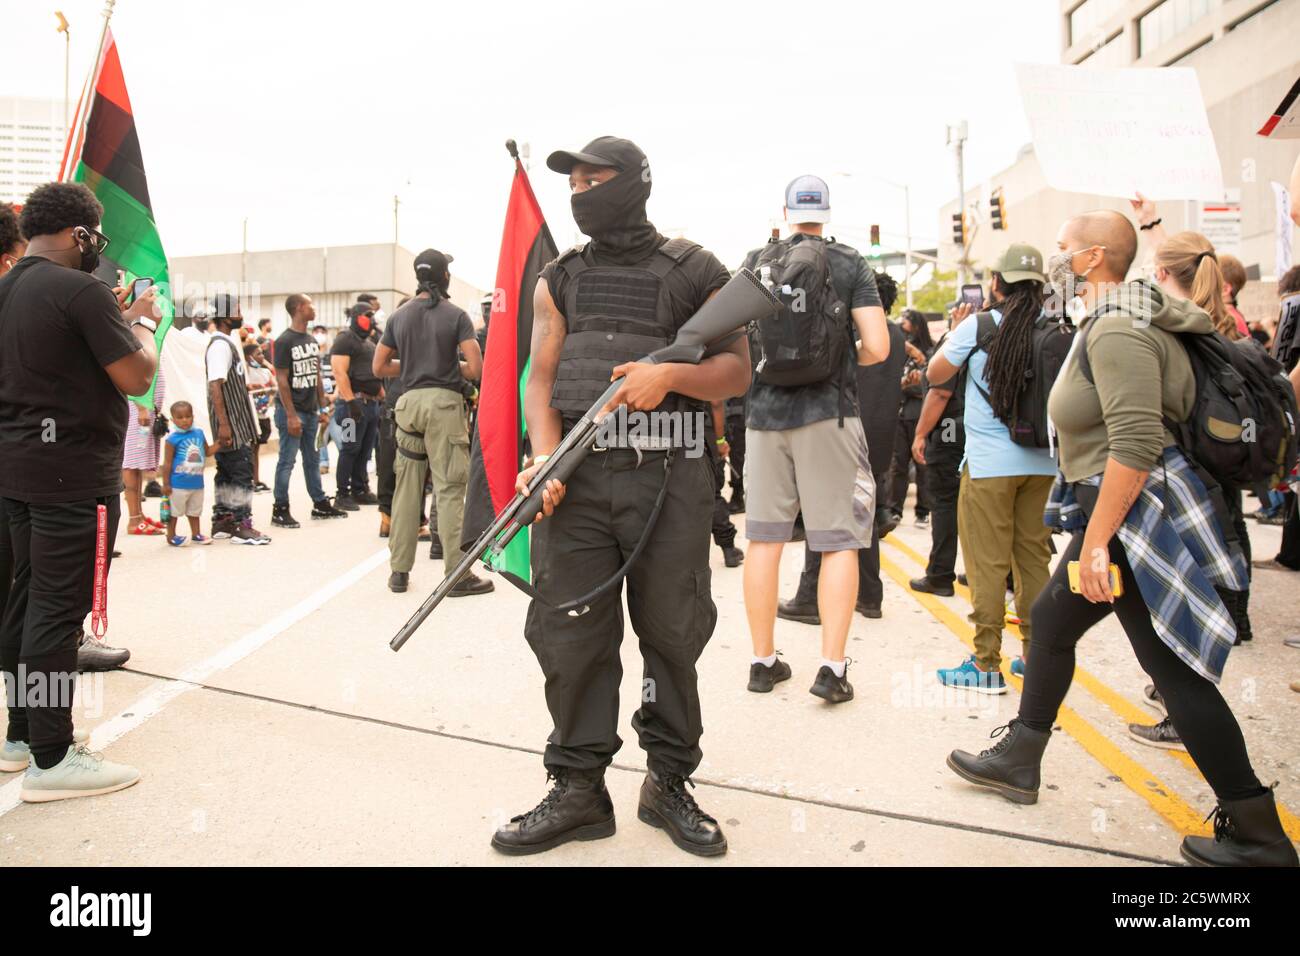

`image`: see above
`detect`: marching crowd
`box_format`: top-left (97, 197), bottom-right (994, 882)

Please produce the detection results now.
top-left (1, 139), bottom-right (1299, 866)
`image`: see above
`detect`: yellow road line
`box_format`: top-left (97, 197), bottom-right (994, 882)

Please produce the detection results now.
top-left (882, 536), bottom-right (1300, 841)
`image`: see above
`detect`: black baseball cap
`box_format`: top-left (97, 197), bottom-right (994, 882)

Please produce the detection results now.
top-left (413, 248), bottom-right (453, 281)
top-left (546, 136), bottom-right (646, 175)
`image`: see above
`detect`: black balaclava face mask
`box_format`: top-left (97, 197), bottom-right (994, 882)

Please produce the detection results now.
top-left (350, 310), bottom-right (374, 338)
top-left (571, 167), bottom-right (661, 265)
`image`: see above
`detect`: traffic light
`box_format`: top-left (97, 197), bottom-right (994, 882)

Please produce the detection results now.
top-left (869, 224), bottom-right (881, 258)
top-left (990, 189), bottom-right (1007, 231)
top-left (951, 212), bottom-right (966, 246)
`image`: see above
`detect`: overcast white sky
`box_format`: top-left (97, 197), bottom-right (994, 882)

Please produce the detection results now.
top-left (3, 0), bottom-right (1059, 290)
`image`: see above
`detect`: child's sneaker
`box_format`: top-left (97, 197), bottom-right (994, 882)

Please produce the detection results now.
top-left (937, 655), bottom-right (1007, 695)
top-left (167, 535), bottom-right (187, 547)
top-left (1010, 657), bottom-right (1026, 678)
top-left (20, 745), bottom-right (140, 803)
top-left (190, 534), bottom-right (213, 545)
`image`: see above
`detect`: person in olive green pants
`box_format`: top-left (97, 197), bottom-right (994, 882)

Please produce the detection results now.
top-left (957, 468), bottom-right (1054, 671)
top-left (390, 387), bottom-right (469, 580)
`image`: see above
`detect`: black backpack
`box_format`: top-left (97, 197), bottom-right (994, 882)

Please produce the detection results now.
top-left (971, 310), bottom-right (1075, 448)
top-left (751, 236), bottom-right (849, 388)
top-left (1078, 323), bottom-right (1299, 488)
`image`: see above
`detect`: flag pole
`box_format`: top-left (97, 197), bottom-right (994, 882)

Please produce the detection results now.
top-left (65, 0), bottom-right (116, 182)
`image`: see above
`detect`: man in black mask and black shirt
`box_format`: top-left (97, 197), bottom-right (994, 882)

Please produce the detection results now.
top-left (0, 182), bottom-right (156, 800)
top-left (329, 302), bottom-right (384, 510)
top-left (490, 137), bottom-right (750, 858)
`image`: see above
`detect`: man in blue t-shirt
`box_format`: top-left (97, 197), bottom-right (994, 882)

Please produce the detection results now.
top-left (924, 243), bottom-right (1057, 694)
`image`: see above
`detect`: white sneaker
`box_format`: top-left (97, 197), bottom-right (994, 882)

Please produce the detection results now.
top-left (20, 744), bottom-right (140, 803)
top-left (0, 728), bottom-right (89, 773)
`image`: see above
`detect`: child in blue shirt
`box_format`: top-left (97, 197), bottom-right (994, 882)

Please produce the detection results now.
top-left (160, 401), bottom-right (212, 546)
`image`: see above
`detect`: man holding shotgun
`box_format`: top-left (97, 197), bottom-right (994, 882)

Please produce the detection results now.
top-left (491, 137), bottom-right (751, 857)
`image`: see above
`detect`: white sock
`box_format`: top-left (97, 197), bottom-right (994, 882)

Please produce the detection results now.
top-left (752, 653), bottom-right (777, 668)
top-left (822, 658), bottom-right (846, 678)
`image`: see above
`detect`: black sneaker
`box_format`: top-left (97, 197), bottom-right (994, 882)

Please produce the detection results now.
top-left (877, 509), bottom-right (900, 539)
top-left (637, 770), bottom-right (727, 857)
top-left (1128, 716), bottom-right (1184, 751)
top-left (388, 571), bottom-right (409, 593)
top-left (855, 601), bottom-right (882, 619)
top-left (1142, 683), bottom-right (1166, 715)
top-left (428, 535), bottom-right (443, 561)
top-left (253, 481), bottom-right (271, 494)
top-left (810, 661), bottom-right (854, 703)
top-left (492, 770), bottom-right (616, 856)
top-left (727, 494), bottom-right (745, 515)
top-left (334, 494), bottom-right (361, 512)
top-left (449, 573), bottom-right (494, 597)
top-left (957, 573), bottom-right (968, 587)
top-left (143, 479), bottom-right (163, 498)
top-left (353, 490), bottom-right (379, 505)
top-left (776, 598), bottom-right (819, 626)
top-left (271, 503), bottom-right (300, 529)
top-left (747, 657), bottom-right (792, 693)
top-left (211, 515), bottom-right (238, 540)
top-left (722, 545), bottom-right (744, 568)
top-left (909, 576), bottom-right (955, 597)
top-left (312, 499), bottom-right (349, 519)
top-left (77, 630), bottom-right (130, 672)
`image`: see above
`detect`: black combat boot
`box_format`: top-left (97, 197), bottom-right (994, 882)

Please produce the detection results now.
top-left (776, 570), bottom-right (819, 625)
top-left (638, 769), bottom-right (727, 857)
top-left (722, 545), bottom-right (744, 568)
top-left (491, 770), bottom-right (616, 856)
top-left (1180, 788), bottom-right (1299, 867)
top-left (947, 719), bottom-right (1051, 805)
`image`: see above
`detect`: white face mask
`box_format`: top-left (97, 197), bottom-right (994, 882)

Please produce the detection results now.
top-left (314, 333), bottom-right (327, 345)
top-left (373, 309), bottom-right (386, 324)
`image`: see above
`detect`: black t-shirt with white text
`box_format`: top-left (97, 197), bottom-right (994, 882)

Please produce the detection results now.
top-left (0, 257), bottom-right (143, 503)
top-left (274, 328), bottom-right (321, 413)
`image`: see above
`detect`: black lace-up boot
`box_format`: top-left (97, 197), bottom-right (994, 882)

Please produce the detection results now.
top-left (638, 769), bottom-right (727, 857)
top-left (1181, 788), bottom-right (1299, 867)
top-left (490, 769), bottom-right (615, 856)
top-left (946, 719), bottom-right (1051, 805)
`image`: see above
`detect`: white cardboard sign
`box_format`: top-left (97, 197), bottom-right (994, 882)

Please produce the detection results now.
top-left (1016, 63), bottom-right (1224, 201)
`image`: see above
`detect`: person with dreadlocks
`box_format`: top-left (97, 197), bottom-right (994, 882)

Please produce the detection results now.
top-left (373, 249), bottom-right (492, 597)
top-left (924, 244), bottom-right (1058, 694)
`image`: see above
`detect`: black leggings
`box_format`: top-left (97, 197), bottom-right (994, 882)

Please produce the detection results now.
top-left (1018, 531), bottom-right (1265, 803)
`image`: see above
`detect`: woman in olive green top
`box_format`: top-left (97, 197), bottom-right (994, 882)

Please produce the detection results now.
top-left (947, 210), bottom-right (1296, 868)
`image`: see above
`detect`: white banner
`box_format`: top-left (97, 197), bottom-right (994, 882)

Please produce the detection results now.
top-left (1016, 63), bottom-right (1224, 201)
top-left (1273, 181), bottom-right (1294, 276)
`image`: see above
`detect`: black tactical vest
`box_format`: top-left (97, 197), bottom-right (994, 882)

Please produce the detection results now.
top-left (550, 237), bottom-right (702, 422)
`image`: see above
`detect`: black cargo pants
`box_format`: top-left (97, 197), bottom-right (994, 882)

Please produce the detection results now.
top-left (924, 418), bottom-right (965, 586)
top-left (524, 446), bottom-right (716, 777)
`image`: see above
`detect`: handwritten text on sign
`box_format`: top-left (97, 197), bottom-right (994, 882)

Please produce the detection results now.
top-left (1015, 63), bottom-right (1224, 201)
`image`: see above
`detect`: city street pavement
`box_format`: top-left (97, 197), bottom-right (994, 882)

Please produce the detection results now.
top-left (1, 454), bottom-right (1297, 866)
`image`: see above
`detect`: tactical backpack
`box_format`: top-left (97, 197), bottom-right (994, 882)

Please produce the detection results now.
top-left (1078, 322), bottom-right (1299, 488)
top-left (972, 310), bottom-right (1075, 448)
top-left (751, 236), bottom-right (850, 388)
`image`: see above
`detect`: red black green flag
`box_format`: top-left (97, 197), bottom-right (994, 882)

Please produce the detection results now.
top-left (60, 28), bottom-right (171, 408)
top-left (460, 148), bottom-right (558, 579)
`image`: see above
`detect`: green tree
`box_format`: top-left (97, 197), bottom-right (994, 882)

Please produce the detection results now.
top-left (902, 268), bottom-right (958, 316)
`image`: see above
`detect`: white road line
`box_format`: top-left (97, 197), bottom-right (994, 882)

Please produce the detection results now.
top-left (0, 547), bottom-right (389, 817)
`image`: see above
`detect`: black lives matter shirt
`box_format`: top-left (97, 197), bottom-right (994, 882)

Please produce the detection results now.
top-left (0, 257), bottom-right (143, 503)
top-left (274, 328), bottom-right (321, 413)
